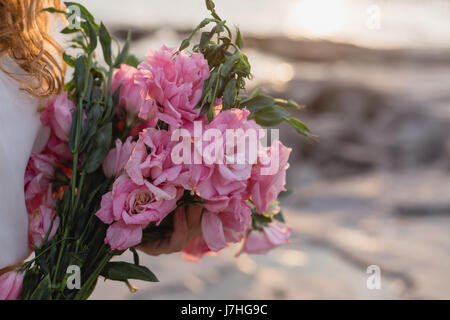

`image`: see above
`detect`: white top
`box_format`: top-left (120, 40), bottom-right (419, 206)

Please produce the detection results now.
top-left (0, 54), bottom-right (43, 269)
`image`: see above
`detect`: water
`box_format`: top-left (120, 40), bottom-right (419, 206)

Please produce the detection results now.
top-left (76, 0), bottom-right (450, 49)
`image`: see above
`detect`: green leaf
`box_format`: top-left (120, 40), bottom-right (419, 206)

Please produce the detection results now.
top-left (285, 117), bottom-right (311, 137)
top-left (42, 7), bottom-right (67, 15)
top-left (21, 269), bottom-right (41, 300)
top-left (70, 35), bottom-right (87, 50)
top-left (73, 55), bottom-right (87, 94)
top-left (253, 106), bottom-right (290, 127)
top-left (85, 123), bottom-right (112, 173)
top-left (275, 98), bottom-right (301, 109)
top-left (278, 189), bottom-right (293, 199)
top-left (239, 93), bottom-right (275, 111)
top-left (223, 78), bottom-right (237, 108)
top-left (75, 276), bottom-right (98, 300)
top-left (80, 102), bottom-right (101, 151)
top-left (124, 54), bottom-right (140, 68)
top-left (235, 53), bottom-right (251, 75)
top-left (61, 26), bottom-right (80, 34)
top-left (249, 88), bottom-right (263, 99)
top-left (101, 262), bottom-right (159, 282)
top-left (99, 22), bottom-right (113, 66)
top-left (114, 31), bottom-right (131, 67)
top-left (236, 27), bottom-right (244, 49)
top-left (221, 52), bottom-right (240, 76)
top-left (251, 212), bottom-right (273, 230)
top-left (103, 93), bottom-right (115, 123)
top-left (274, 211), bottom-right (285, 223)
top-left (82, 20), bottom-right (98, 53)
top-left (62, 53), bottom-right (75, 68)
top-left (64, 81), bottom-right (75, 92)
top-left (199, 31), bottom-right (214, 50)
top-left (29, 275), bottom-right (52, 300)
top-left (64, 2), bottom-right (95, 22)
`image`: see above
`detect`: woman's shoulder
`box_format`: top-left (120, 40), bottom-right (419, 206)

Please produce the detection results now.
top-left (0, 54), bottom-right (41, 117)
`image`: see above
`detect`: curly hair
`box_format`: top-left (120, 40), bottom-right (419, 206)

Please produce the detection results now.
top-left (0, 0), bottom-right (65, 97)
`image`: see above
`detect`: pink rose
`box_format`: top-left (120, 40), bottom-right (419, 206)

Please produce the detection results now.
top-left (24, 152), bottom-right (57, 213)
top-left (96, 176), bottom-right (182, 250)
top-left (0, 271), bottom-right (23, 300)
top-left (112, 64), bottom-right (157, 126)
top-left (126, 128), bottom-right (182, 186)
top-left (102, 137), bottom-right (136, 178)
top-left (43, 132), bottom-right (72, 162)
top-left (104, 221), bottom-right (143, 251)
top-left (28, 206), bottom-right (60, 248)
top-left (40, 92), bottom-right (76, 142)
top-left (248, 140), bottom-right (291, 214)
top-left (192, 109), bottom-right (262, 211)
top-left (139, 46), bottom-right (209, 130)
top-left (201, 198), bottom-right (251, 252)
top-left (242, 221), bottom-right (292, 255)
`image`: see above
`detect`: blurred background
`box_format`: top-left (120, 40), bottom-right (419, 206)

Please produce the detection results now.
top-left (78, 0), bottom-right (450, 299)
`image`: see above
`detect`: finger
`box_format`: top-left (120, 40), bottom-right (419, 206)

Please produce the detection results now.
top-left (138, 239), bottom-right (165, 256)
top-left (186, 205), bottom-right (203, 240)
top-left (139, 208), bottom-right (190, 255)
top-left (167, 208), bottom-right (189, 252)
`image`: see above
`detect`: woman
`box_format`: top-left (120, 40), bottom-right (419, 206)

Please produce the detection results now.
top-left (0, 0), bottom-right (200, 275)
top-left (0, 0), bottom-right (65, 272)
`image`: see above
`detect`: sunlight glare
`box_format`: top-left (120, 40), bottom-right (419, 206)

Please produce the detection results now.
top-left (289, 0), bottom-right (347, 37)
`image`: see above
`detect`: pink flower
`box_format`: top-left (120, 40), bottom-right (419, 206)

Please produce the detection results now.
top-left (96, 175), bottom-right (182, 250)
top-left (28, 206), bottom-right (60, 248)
top-left (112, 64), bottom-right (157, 126)
top-left (241, 221), bottom-right (292, 255)
top-left (105, 221), bottom-right (143, 251)
top-left (40, 92), bottom-right (76, 142)
top-left (103, 137), bottom-right (136, 178)
top-left (126, 128), bottom-right (182, 186)
top-left (139, 46), bottom-right (210, 130)
top-left (24, 152), bottom-right (57, 213)
top-left (0, 271), bottom-right (23, 300)
top-left (248, 140), bottom-right (291, 214)
top-left (192, 109), bottom-right (262, 211)
top-left (201, 198), bottom-right (251, 252)
top-left (43, 133), bottom-right (72, 162)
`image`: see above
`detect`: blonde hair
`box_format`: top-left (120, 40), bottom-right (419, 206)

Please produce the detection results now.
top-left (0, 0), bottom-right (65, 97)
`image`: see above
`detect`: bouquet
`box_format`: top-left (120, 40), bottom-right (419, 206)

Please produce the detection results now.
top-left (0, 0), bottom-right (310, 300)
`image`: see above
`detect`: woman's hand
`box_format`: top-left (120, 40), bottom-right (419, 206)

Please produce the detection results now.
top-left (139, 205), bottom-right (203, 256)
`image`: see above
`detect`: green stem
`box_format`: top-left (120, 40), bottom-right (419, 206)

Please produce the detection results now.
top-left (53, 52), bottom-right (92, 289)
top-left (74, 251), bottom-right (112, 300)
top-left (19, 238), bottom-right (75, 272)
top-left (73, 170), bottom-right (86, 214)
